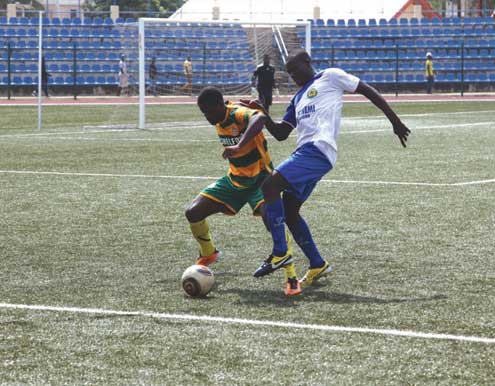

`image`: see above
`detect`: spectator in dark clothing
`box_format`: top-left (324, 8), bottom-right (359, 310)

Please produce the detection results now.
top-left (252, 54), bottom-right (276, 112)
top-left (149, 57), bottom-right (158, 96)
top-left (41, 55), bottom-right (50, 97)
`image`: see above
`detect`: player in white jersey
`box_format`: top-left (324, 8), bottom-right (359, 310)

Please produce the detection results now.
top-left (223, 50), bottom-right (410, 292)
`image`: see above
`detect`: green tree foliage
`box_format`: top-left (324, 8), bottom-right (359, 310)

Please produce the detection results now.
top-left (0, 0), bottom-right (43, 10)
top-left (84, 0), bottom-right (183, 16)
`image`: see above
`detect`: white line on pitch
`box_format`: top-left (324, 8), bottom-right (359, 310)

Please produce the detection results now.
top-left (0, 170), bottom-right (218, 180)
top-left (0, 302), bottom-right (493, 344)
top-left (0, 169), bottom-right (494, 187)
top-left (2, 120), bottom-right (493, 142)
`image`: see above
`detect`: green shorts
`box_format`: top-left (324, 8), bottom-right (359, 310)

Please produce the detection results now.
top-left (200, 174), bottom-right (265, 215)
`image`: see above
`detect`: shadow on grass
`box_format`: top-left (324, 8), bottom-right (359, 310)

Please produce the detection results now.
top-left (215, 284), bottom-right (447, 307)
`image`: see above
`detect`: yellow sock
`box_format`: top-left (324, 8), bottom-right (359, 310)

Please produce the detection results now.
top-left (284, 263), bottom-right (297, 280)
top-left (190, 219), bottom-right (216, 257)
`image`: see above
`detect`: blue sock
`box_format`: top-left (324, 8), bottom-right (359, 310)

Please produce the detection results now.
top-left (288, 215), bottom-right (325, 268)
top-left (266, 198), bottom-right (287, 256)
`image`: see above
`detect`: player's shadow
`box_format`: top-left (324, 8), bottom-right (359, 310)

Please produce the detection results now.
top-left (215, 284), bottom-right (447, 307)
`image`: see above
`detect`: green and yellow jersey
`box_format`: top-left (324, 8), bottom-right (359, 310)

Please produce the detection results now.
top-left (425, 59), bottom-right (434, 77)
top-left (216, 102), bottom-right (273, 188)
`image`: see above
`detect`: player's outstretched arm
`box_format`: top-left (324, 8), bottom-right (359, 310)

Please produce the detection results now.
top-left (355, 81), bottom-right (411, 148)
top-left (222, 113), bottom-right (267, 159)
top-left (238, 99), bottom-right (293, 141)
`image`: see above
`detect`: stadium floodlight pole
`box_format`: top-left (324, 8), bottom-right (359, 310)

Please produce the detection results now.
top-left (37, 11), bottom-right (43, 131)
top-left (137, 18), bottom-right (311, 129)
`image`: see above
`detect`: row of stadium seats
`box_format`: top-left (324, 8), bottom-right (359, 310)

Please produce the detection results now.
top-left (0, 50), bottom-right (249, 62)
top-left (309, 16), bottom-right (495, 27)
top-left (312, 48), bottom-right (495, 60)
top-left (314, 38), bottom-right (495, 49)
top-left (0, 16), bottom-right (135, 26)
top-left (305, 25), bottom-right (495, 38)
top-left (0, 62), bottom-right (257, 74)
top-left (0, 74), bottom-right (252, 86)
top-left (0, 27), bottom-right (247, 39)
top-left (337, 61), bottom-right (495, 72)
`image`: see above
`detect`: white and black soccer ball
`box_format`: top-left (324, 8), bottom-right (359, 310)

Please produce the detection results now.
top-left (181, 265), bottom-right (214, 297)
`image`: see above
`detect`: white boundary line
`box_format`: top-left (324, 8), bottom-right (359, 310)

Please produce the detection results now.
top-left (1, 120), bottom-right (494, 141)
top-left (0, 169), bottom-right (494, 187)
top-left (0, 302), bottom-right (493, 344)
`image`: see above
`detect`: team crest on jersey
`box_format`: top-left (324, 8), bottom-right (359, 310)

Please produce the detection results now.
top-left (307, 88), bottom-right (318, 98)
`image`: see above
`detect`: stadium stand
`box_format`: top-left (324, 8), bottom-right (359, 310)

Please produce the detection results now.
top-left (303, 16), bottom-right (495, 87)
top-left (0, 15), bottom-right (494, 94)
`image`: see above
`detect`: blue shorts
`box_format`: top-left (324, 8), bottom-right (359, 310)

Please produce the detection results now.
top-left (275, 142), bottom-right (332, 203)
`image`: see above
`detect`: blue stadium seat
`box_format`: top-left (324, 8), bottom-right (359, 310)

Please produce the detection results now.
top-left (0, 16), bottom-right (7, 25)
top-left (97, 75), bottom-right (106, 84)
top-left (23, 76), bottom-right (34, 85)
top-left (61, 64), bottom-right (71, 73)
top-left (104, 17), bottom-right (114, 25)
top-left (54, 76), bottom-right (64, 85)
top-left (52, 17), bottom-right (61, 26)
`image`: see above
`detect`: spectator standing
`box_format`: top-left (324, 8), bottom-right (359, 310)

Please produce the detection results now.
top-left (252, 54), bottom-right (276, 113)
top-left (425, 52), bottom-right (434, 94)
top-left (41, 55), bottom-right (50, 97)
top-left (149, 57), bottom-right (158, 96)
top-left (118, 55), bottom-right (129, 96)
top-left (182, 56), bottom-right (193, 95)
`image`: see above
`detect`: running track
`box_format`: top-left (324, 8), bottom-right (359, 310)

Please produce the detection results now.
top-left (2, 93), bottom-right (495, 106)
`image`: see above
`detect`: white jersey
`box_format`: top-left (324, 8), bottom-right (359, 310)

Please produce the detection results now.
top-left (282, 68), bottom-right (360, 166)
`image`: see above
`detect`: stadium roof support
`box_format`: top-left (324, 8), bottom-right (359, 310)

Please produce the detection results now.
top-left (170, 0), bottom-right (413, 22)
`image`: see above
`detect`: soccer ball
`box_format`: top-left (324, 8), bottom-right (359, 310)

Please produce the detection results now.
top-left (181, 264), bottom-right (214, 297)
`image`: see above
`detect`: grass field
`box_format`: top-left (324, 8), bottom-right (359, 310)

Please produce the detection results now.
top-left (1, 101), bottom-right (494, 385)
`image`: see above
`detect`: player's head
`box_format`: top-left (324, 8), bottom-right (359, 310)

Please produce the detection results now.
top-left (197, 87), bottom-right (226, 125)
top-left (426, 52), bottom-right (433, 59)
top-left (263, 54), bottom-right (270, 65)
top-left (121, 54), bottom-right (125, 61)
top-left (286, 49), bottom-right (314, 87)
top-left (187, 56), bottom-right (191, 61)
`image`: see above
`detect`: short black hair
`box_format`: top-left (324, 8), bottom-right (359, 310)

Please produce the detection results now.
top-left (287, 49), bottom-right (311, 65)
top-left (197, 87), bottom-right (224, 107)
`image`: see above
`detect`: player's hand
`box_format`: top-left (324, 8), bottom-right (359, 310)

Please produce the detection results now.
top-left (393, 121), bottom-right (411, 148)
top-left (239, 99), bottom-right (267, 114)
top-left (222, 145), bottom-right (241, 159)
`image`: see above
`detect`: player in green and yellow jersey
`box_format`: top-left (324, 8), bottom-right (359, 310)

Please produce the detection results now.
top-left (185, 87), bottom-right (301, 296)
